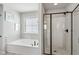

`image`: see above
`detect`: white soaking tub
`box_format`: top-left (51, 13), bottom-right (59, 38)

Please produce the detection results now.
top-left (7, 39), bottom-right (40, 55)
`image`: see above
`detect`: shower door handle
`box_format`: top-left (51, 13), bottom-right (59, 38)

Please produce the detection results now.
top-left (65, 29), bottom-right (68, 33)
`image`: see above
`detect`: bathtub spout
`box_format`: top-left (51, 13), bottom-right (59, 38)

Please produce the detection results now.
top-left (34, 41), bottom-right (36, 46)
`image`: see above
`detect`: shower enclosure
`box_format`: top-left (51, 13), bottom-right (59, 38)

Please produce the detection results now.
top-left (43, 12), bottom-right (72, 55)
top-left (43, 4), bottom-right (79, 55)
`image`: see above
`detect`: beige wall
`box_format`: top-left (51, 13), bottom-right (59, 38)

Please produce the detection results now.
top-left (38, 3), bottom-right (45, 54)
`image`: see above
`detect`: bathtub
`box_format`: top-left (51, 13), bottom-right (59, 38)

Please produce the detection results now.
top-left (7, 39), bottom-right (40, 55)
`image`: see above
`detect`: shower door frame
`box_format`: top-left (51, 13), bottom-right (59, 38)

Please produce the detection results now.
top-left (43, 12), bottom-right (72, 55)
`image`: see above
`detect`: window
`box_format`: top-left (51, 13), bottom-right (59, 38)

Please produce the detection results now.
top-left (25, 16), bottom-right (38, 33)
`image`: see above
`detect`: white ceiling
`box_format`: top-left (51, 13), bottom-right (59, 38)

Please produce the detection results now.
top-left (4, 3), bottom-right (39, 12)
top-left (43, 3), bottom-right (71, 10)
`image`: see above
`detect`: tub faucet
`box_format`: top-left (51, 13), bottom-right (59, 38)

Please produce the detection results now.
top-left (34, 41), bottom-right (36, 46)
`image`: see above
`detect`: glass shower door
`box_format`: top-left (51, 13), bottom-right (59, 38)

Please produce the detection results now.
top-left (52, 14), bottom-right (66, 54)
top-left (43, 15), bottom-right (50, 54)
top-left (43, 13), bottom-right (71, 55)
top-left (52, 14), bottom-right (71, 55)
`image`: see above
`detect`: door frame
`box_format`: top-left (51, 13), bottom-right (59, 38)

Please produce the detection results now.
top-left (43, 12), bottom-right (72, 55)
